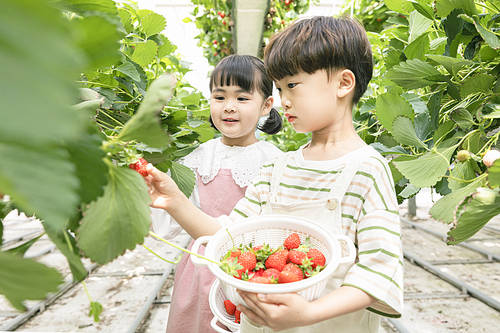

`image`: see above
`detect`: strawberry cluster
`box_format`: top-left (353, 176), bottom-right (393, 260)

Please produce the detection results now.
top-left (223, 299), bottom-right (241, 323)
top-left (220, 233), bottom-right (326, 284)
top-left (129, 157), bottom-right (149, 177)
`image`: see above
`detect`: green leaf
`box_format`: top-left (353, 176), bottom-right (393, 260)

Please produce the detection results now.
top-left (0, 143), bottom-right (79, 231)
top-left (118, 74), bottom-right (176, 148)
top-left (426, 55), bottom-right (473, 76)
top-left (0, 252), bottom-right (64, 310)
top-left (77, 164), bottom-right (151, 264)
top-left (191, 123), bottom-right (215, 142)
top-left (116, 61), bottom-right (141, 82)
top-left (375, 93), bottom-right (414, 132)
top-left (408, 11), bottom-right (433, 43)
top-left (436, 0), bottom-right (478, 17)
top-left (51, 0), bottom-right (118, 16)
top-left (131, 40), bottom-right (158, 67)
top-left (73, 16), bottom-right (122, 70)
top-left (140, 11), bottom-right (166, 37)
top-left (170, 161), bottom-right (196, 198)
top-left (157, 35), bottom-right (177, 58)
top-left (430, 176), bottom-right (484, 222)
top-left (89, 301), bottom-right (103, 322)
top-left (450, 108), bottom-right (475, 130)
top-left (66, 133), bottom-right (108, 204)
top-left (393, 145), bottom-right (457, 187)
top-left (460, 73), bottom-right (496, 97)
top-left (448, 159), bottom-right (476, 190)
top-left (472, 16), bottom-right (500, 49)
top-left (404, 33), bottom-right (430, 60)
top-left (488, 159), bottom-right (500, 187)
top-left (0, 0), bottom-right (86, 146)
top-left (392, 116), bottom-right (427, 149)
top-left (400, 183), bottom-right (420, 198)
top-left (386, 59), bottom-right (446, 89)
top-left (384, 0), bottom-right (414, 14)
top-left (448, 190), bottom-right (500, 244)
top-left (433, 120), bottom-right (455, 144)
top-left (7, 234), bottom-right (43, 257)
top-left (44, 226), bottom-right (88, 281)
top-left (410, 0), bottom-right (434, 20)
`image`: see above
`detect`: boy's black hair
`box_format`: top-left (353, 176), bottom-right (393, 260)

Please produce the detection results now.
top-left (264, 16), bottom-right (373, 104)
top-left (209, 55), bottom-right (282, 134)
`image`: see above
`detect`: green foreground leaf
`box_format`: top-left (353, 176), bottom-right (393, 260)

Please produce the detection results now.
top-left (170, 161), bottom-right (196, 198)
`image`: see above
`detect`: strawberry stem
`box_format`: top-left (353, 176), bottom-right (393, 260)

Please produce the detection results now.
top-left (149, 231), bottom-right (221, 266)
top-left (142, 244), bottom-right (181, 264)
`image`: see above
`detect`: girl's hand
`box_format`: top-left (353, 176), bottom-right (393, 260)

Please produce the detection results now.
top-left (144, 164), bottom-right (182, 210)
top-left (237, 291), bottom-right (313, 331)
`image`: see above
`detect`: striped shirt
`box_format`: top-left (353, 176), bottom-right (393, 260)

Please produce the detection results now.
top-left (218, 145), bottom-right (403, 317)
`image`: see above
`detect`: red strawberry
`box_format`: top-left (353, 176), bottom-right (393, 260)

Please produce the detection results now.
top-left (265, 249), bottom-right (288, 271)
top-left (284, 233), bottom-right (301, 250)
top-left (287, 250), bottom-right (306, 265)
top-left (249, 276), bottom-right (274, 284)
top-left (236, 251), bottom-right (257, 276)
top-left (230, 249), bottom-right (241, 258)
top-left (224, 299), bottom-right (236, 315)
top-left (262, 268), bottom-right (281, 279)
top-left (278, 265), bottom-right (303, 283)
top-left (129, 157), bottom-right (149, 176)
top-left (253, 268), bottom-right (265, 277)
top-left (234, 309), bottom-right (241, 323)
top-left (307, 248), bottom-right (326, 268)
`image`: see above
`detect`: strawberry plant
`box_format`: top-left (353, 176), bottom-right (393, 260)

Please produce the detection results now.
top-left (348, 0), bottom-right (499, 244)
top-left (0, 0), bottom-right (213, 315)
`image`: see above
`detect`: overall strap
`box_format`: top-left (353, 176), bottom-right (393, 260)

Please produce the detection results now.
top-left (329, 160), bottom-right (361, 201)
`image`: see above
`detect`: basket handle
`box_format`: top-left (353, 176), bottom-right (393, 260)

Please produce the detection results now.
top-left (190, 235), bottom-right (211, 266)
top-left (210, 317), bottom-right (239, 333)
top-left (334, 235), bottom-right (356, 264)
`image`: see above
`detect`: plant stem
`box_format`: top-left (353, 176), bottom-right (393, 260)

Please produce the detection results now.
top-left (142, 244), bottom-right (181, 264)
top-left (149, 231), bottom-right (221, 266)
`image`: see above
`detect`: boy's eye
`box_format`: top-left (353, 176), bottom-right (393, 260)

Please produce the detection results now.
top-left (287, 83), bottom-right (297, 89)
top-left (238, 97), bottom-right (249, 101)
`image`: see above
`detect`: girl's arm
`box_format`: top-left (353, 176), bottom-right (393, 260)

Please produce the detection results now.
top-left (145, 164), bottom-right (222, 239)
top-left (238, 286), bottom-right (375, 330)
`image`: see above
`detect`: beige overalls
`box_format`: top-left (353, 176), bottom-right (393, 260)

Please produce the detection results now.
top-left (240, 153), bottom-right (380, 333)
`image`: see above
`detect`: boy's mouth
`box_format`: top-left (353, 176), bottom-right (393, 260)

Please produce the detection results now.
top-left (284, 113), bottom-right (297, 123)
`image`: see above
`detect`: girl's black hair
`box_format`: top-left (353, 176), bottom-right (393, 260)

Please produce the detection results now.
top-left (209, 55), bottom-right (282, 135)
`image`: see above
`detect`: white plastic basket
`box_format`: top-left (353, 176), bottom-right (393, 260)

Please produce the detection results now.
top-left (209, 279), bottom-right (240, 333)
top-left (191, 214), bottom-right (355, 306)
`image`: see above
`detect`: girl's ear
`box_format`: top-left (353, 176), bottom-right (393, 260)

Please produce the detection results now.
top-left (337, 69), bottom-right (356, 99)
top-left (261, 96), bottom-right (274, 117)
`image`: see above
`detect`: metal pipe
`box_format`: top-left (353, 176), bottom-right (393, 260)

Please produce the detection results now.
top-left (386, 318), bottom-right (412, 333)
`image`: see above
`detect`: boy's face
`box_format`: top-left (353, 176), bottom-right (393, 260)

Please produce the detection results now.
top-left (275, 70), bottom-right (345, 133)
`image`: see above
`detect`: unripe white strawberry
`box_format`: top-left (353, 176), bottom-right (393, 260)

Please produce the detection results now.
top-left (474, 187), bottom-right (496, 205)
top-left (456, 150), bottom-right (470, 162)
top-left (483, 149), bottom-right (500, 167)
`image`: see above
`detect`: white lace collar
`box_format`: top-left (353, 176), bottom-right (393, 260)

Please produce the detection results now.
top-left (182, 137), bottom-right (283, 187)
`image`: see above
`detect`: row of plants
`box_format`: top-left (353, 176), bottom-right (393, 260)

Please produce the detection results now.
top-left (345, 0), bottom-right (499, 244)
top-left (188, 0), bottom-right (317, 66)
top-left (0, 0), bottom-right (212, 318)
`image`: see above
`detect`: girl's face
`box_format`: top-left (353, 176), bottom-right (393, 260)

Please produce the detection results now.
top-left (210, 84), bottom-right (272, 146)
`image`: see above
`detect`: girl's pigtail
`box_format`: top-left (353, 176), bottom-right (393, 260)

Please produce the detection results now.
top-left (258, 108), bottom-right (282, 134)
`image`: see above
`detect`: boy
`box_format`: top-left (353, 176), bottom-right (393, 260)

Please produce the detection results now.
top-left (146, 16), bottom-right (402, 333)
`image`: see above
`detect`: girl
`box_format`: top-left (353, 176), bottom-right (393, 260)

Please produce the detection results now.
top-left (152, 55), bottom-right (283, 333)
top-left (146, 17), bottom-right (402, 333)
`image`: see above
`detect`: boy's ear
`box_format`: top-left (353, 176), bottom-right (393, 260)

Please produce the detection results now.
top-left (337, 69), bottom-right (356, 99)
top-left (261, 96), bottom-right (274, 116)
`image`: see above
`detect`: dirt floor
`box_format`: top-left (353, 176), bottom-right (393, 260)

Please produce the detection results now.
top-left (1, 188), bottom-right (499, 332)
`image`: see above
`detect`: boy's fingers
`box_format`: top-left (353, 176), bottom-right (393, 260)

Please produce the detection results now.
top-left (257, 293), bottom-right (292, 305)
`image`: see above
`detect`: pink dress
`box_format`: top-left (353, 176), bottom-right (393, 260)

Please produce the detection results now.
top-left (165, 170), bottom-right (247, 333)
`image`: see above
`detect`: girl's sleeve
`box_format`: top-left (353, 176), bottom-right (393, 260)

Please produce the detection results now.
top-left (341, 158), bottom-right (403, 318)
top-left (150, 173), bottom-right (201, 239)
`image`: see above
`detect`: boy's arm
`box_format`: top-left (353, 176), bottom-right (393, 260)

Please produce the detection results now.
top-left (146, 164), bottom-right (221, 238)
top-left (238, 286), bottom-right (375, 330)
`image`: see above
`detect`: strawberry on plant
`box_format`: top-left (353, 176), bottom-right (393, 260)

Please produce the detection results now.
top-left (284, 232), bottom-right (301, 250)
top-left (307, 248), bottom-right (325, 268)
top-left (224, 299), bottom-right (236, 315)
top-left (129, 157), bottom-right (149, 177)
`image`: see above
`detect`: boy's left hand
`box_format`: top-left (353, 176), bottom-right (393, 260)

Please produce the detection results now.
top-left (237, 290), bottom-right (312, 331)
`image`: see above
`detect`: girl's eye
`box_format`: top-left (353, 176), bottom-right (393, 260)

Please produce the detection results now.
top-left (287, 83), bottom-right (297, 89)
top-left (214, 96), bottom-right (224, 100)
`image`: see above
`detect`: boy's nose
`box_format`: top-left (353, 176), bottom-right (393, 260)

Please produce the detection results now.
top-left (281, 99), bottom-right (291, 110)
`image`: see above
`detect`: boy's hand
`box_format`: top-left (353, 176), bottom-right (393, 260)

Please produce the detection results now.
top-left (237, 291), bottom-right (312, 331)
top-left (144, 164), bottom-right (181, 210)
